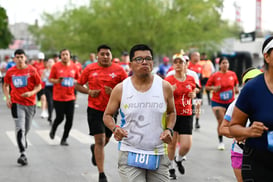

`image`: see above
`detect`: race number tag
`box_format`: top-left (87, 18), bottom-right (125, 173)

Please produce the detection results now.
top-left (61, 77), bottom-right (74, 87)
top-left (127, 152), bottom-right (160, 170)
top-left (267, 131), bottom-right (273, 152)
top-left (12, 76), bottom-right (28, 88)
top-left (220, 90), bottom-right (232, 101)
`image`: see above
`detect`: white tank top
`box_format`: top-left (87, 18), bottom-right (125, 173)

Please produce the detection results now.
top-left (119, 75), bottom-right (167, 155)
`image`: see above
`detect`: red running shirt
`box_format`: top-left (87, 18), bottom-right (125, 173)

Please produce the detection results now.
top-left (188, 62), bottom-right (203, 78)
top-left (165, 75), bottom-right (196, 116)
top-left (206, 71), bottom-right (239, 104)
top-left (77, 63), bottom-right (127, 111)
top-left (49, 61), bottom-right (80, 101)
top-left (4, 65), bottom-right (42, 106)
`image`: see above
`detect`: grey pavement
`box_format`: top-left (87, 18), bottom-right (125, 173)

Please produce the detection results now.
top-left (0, 91), bottom-right (236, 182)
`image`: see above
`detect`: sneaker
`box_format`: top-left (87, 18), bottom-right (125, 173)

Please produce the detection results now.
top-left (169, 169), bottom-right (177, 180)
top-left (60, 140), bottom-right (69, 146)
top-left (17, 154), bottom-right (28, 166)
top-left (182, 156), bottom-right (187, 161)
top-left (175, 157), bottom-right (185, 174)
top-left (48, 118), bottom-right (52, 124)
top-left (217, 142), bottom-right (225, 150)
top-left (90, 144), bottom-right (96, 166)
top-left (99, 173), bottom-right (107, 182)
top-left (195, 123), bottom-right (200, 129)
top-left (40, 110), bottom-right (49, 118)
top-left (49, 128), bottom-right (55, 140)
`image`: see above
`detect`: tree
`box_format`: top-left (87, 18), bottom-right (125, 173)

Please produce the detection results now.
top-left (0, 7), bottom-right (13, 49)
top-left (29, 0), bottom-right (240, 62)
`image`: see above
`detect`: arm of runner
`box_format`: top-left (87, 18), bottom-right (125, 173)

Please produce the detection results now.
top-left (3, 82), bottom-right (11, 108)
top-left (75, 83), bottom-right (101, 97)
top-left (104, 86), bottom-right (112, 95)
top-left (229, 106), bottom-right (268, 139)
top-left (219, 119), bottom-right (233, 138)
top-left (160, 80), bottom-right (176, 144)
top-left (103, 83), bottom-right (128, 141)
top-left (21, 84), bottom-right (42, 97)
top-left (49, 77), bottom-right (62, 84)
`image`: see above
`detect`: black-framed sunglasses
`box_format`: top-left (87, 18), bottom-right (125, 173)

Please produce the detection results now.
top-left (132, 56), bottom-right (153, 64)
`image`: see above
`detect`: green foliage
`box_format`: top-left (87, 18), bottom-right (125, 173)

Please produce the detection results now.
top-left (0, 7), bottom-right (13, 49)
top-left (29, 0), bottom-right (240, 62)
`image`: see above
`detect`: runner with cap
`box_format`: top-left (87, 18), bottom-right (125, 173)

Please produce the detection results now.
top-left (157, 56), bottom-right (171, 79)
top-left (165, 53), bottom-right (197, 179)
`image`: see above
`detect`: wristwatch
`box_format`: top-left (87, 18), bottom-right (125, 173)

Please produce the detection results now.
top-left (166, 128), bottom-right (174, 136)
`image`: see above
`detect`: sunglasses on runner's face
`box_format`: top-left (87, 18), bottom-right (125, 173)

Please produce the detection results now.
top-left (132, 56), bottom-right (153, 64)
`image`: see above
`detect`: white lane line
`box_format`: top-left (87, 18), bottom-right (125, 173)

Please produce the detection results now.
top-left (69, 129), bottom-right (94, 144)
top-left (6, 131), bottom-right (32, 146)
top-left (35, 130), bottom-right (61, 145)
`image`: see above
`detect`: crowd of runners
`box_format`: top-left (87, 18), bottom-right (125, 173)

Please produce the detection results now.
top-left (1, 37), bottom-right (273, 182)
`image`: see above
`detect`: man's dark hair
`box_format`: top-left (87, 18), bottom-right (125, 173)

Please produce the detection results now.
top-left (262, 36), bottom-right (273, 70)
top-left (59, 48), bottom-right (71, 57)
top-left (129, 44), bottom-right (153, 61)
top-left (14, 49), bottom-right (25, 55)
top-left (97, 44), bottom-right (111, 52)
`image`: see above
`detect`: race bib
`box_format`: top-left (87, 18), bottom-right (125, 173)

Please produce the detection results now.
top-left (12, 76), bottom-right (28, 88)
top-left (219, 90), bottom-right (232, 101)
top-left (61, 77), bottom-right (74, 87)
top-left (127, 152), bottom-right (160, 170)
top-left (267, 131), bottom-right (273, 152)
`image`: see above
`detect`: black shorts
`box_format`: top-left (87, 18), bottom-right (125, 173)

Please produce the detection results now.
top-left (173, 115), bottom-right (193, 135)
top-left (242, 145), bottom-right (273, 181)
top-left (87, 107), bottom-right (116, 138)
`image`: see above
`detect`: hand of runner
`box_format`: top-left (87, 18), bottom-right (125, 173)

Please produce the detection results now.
top-left (113, 127), bottom-right (128, 141)
top-left (104, 86), bottom-right (112, 95)
top-left (247, 121), bottom-right (268, 138)
top-left (88, 89), bottom-right (101, 97)
top-left (21, 91), bottom-right (34, 97)
top-left (160, 130), bottom-right (172, 144)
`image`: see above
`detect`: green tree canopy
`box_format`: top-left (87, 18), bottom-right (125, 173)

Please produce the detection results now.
top-left (30, 0), bottom-right (239, 62)
top-left (0, 6), bottom-right (13, 49)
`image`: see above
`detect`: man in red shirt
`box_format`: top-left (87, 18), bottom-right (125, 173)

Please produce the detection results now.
top-left (48, 49), bottom-right (80, 146)
top-left (3, 49), bottom-right (42, 166)
top-left (75, 45), bottom-right (127, 182)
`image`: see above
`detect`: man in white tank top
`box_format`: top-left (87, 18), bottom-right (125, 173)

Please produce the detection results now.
top-left (103, 44), bottom-right (176, 182)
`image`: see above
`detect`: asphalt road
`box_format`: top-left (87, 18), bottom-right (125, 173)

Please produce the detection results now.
top-left (0, 91), bottom-right (236, 182)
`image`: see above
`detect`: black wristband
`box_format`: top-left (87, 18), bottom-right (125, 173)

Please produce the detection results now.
top-left (166, 128), bottom-right (174, 136)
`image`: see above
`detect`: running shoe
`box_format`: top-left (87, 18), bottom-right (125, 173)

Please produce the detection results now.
top-left (175, 157), bottom-right (185, 174)
top-left (17, 154), bottom-right (28, 166)
top-left (40, 110), bottom-right (49, 118)
top-left (218, 142), bottom-right (225, 150)
top-left (195, 123), bottom-right (200, 129)
top-left (90, 144), bottom-right (97, 166)
top-left (99, 173), bottom-right (107, 182)
top-left (49, 128), bottom-right (55, 139)
top-left (169, 169), bottom-right (177, 180)
top-left (60, 140), bottom-right (69, 146)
